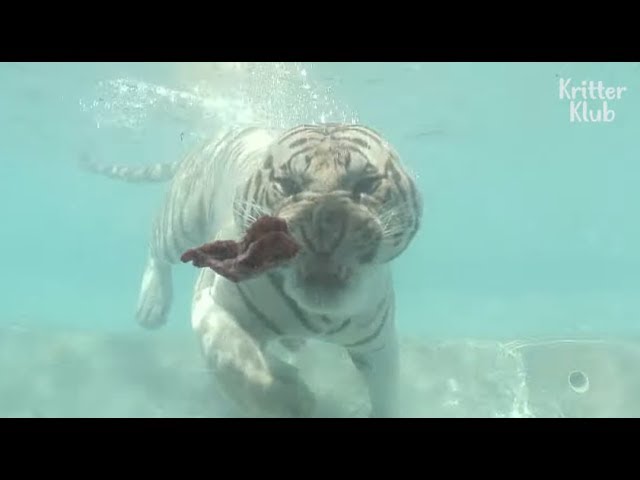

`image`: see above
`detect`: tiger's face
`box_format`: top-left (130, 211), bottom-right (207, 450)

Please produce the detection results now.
top-left (235, 124), bottom-right (422, 315)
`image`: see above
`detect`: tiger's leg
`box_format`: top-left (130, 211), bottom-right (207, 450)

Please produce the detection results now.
top-left (135, 255), bottom-right (173, 329)
top-left (136, 187), bottom-right (207, 329)
top-left (348, 326), bottom-right (400, 418)
top-left (192, 271), bottom-right (316, 417)
top-left (135, 209), bottom-right (177, 329)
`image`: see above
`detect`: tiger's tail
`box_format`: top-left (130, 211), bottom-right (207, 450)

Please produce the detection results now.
top-left (79, 154), bottom-right (180, 183)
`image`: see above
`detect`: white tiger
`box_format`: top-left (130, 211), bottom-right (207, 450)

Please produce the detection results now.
top-left (82, 123), bottom-right (423, 417)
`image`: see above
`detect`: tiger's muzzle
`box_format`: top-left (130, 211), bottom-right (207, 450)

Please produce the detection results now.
top-left (275, 192), bottom-right (385, 314)
top-left (298, 254), bottom-right (353, 287)
top-left (281, 193), bottom-right (381, 284)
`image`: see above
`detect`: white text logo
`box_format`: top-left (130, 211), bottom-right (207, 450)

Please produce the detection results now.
top-left (558, 78), bottom-right (627, 123)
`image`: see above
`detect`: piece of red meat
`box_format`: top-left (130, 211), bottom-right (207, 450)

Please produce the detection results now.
top-left (180, 216), bottom-right (300, 283)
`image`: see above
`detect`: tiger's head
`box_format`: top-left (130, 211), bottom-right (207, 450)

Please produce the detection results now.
top-left (234, 124), bottom-right (422, 316)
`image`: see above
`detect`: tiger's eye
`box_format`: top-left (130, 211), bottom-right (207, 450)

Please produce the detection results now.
top-left (275, 177), bottom-right (302, 196)
top-left (353, 176), bottom-right (382, 198)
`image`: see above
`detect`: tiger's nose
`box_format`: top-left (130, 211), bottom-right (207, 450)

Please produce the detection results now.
top-left (312, 195), bottom-right (350, 228)
top-left (309, 204), bottom-right (348, 253)
top-left (317, 208), bottom-right (345, 231)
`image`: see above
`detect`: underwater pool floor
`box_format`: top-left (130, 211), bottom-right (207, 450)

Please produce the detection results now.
top-left (1, 326), bottom-right (638, 418)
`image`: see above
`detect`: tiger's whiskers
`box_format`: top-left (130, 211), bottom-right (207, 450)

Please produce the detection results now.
top-left (233, 200), bottom-right (271, 228)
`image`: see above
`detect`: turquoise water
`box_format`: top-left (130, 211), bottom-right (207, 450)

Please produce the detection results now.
top-left (2, 62), bottom-right (640, 417)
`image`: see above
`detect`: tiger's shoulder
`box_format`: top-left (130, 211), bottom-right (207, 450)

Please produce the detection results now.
top-left (174, 125), bottom-right (281, 178)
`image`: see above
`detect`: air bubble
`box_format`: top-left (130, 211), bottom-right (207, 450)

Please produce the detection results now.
top-left (568, 370), bottom-right (589, 394)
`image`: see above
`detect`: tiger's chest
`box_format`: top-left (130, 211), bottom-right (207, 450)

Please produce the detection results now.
top-left (204, 270), bottom-right (387, 347)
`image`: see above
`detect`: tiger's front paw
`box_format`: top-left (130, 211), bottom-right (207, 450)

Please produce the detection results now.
top-left (272, 372), bottom-right (316, 418)
top-left (256, 363), bottom-right (316, 418)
